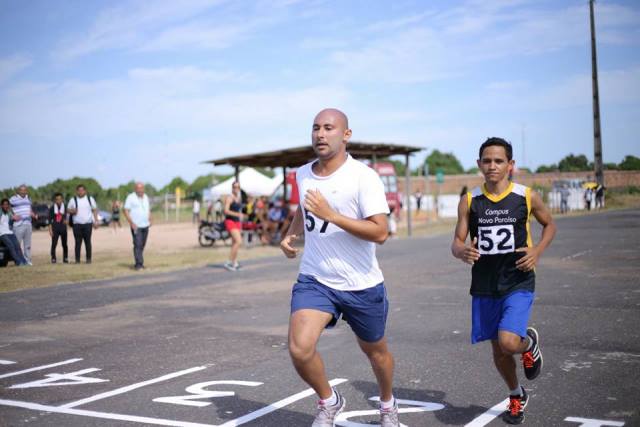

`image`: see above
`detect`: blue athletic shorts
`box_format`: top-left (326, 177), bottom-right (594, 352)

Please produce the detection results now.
top-left (290, 274), bottom-right (388, 343)
top-left (471, 290), bottom-right (534, 344)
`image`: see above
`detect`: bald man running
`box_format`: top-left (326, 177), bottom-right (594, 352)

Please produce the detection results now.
top-left (281, 108), bottom-right (400, 427)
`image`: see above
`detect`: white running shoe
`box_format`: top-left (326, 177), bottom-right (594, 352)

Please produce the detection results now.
top-left (380, 399), bottom-right (400, 427)
top-left (311, 389), bottom-right (345, 427)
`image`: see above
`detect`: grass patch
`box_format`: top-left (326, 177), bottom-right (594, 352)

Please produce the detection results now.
top-left (0, 245), bottom-right (281, 294)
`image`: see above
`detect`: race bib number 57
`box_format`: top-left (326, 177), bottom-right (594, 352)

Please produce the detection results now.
top-left (477, 224), bottom-right (515, 255)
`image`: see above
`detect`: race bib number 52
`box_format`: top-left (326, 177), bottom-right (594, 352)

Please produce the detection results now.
top-left (477, 224), bottom-right (515, 255)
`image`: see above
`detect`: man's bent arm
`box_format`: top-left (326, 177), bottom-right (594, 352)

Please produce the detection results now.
top-left (328, 213), bottom-right (388, 244)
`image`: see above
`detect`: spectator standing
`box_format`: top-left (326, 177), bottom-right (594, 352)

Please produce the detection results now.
top-left (595, 184), bottom-right (605, 209)
top-left (9, 184), bottom-right (35, 265)
top-left (584, 187), bottom-right (593, 211)
top-left (414, 190), bottom-right (423, 214)
top-left (206, 199), bottom-right (213, 222)
top-left (0, 198), bottom-right (27, 266)
top-left (192, 199), bottom-right (201, 224)
top-left (123, 182), bottom-right (151, 271)
top-left (49, 193), bottom-right (68, 263)
top-left (560, 185), bottom-right (570, 214)
top-left (214, 197), bottom-right (223, 222)
top-left (68, 184), bottom-right (99, 264)
top-left (111, 200), bottom-right (121, 233)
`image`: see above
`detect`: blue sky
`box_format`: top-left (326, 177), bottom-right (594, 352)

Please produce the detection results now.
top-left (1, 0), bottom-right (638, 189)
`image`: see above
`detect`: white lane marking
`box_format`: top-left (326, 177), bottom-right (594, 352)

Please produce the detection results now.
top-left (153, 380), bottom-right (263, 407)
top-left (562, 250), bottom-right (592, 260)
top-left (565, 417), bottom-right (625, 426)
top-left (337, 397), bottom-right (444, 426)
top-left (0, 359), bottom-right (16, 365)
top-left (0, 358), bottom-right (82, 379)
top-left (218, 378), bottom-right (348, 427)
top-left (464, 398), bottom-right (509, 427)
top-left (0, 398), bottom-right (217, 427)
top-left (61, 366), bottom-right (207, 408)
top-left (10, 368), bottom-right (108, 389)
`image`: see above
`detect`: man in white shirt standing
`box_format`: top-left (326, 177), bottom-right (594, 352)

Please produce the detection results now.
top-left (192, 198), bottom-right (201, 224)
top-left (123, 182), bottom-right (151, 271)
top-left (280, 108), bottom-right (400, 427)
top-left (9, 185), bottom-right (36, 265)
top-left (67, 184), bottom-right (99, 264)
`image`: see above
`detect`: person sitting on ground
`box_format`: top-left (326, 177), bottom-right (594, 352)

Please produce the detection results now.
top-left (0, 198), bottom-right (28, 266)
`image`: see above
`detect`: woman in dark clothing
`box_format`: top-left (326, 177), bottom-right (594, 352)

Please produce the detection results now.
top-left (111, 200), bottom-right (121, 233)
top-left (223, 181), bottom-right (243, 271)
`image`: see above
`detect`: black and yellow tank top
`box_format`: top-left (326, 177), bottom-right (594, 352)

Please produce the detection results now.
top-left (467, 182), bottom-right (535, 297)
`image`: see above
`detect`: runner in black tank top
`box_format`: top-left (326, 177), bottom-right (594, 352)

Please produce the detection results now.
top-left (452, 138), bottom-right (556, 425)
top-left (468, 182), bottom-right (535, 297)
top-left (223, 182), bottom-right (243, 271)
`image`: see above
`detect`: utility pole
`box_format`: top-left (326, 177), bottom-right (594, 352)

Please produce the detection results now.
top-left (521, 124), bottom-right (526, 170)
top-left (590, 0), bottom-right (604, 186)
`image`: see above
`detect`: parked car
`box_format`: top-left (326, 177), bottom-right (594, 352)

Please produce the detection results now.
top-left (97, 210), bottom-right (112, 226)
top-left (0, 239), bottom-right (14, 267)
top-left (32, 203), bottom-right (50, 230)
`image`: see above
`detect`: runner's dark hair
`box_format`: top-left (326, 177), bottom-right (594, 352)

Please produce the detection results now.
top-left (479, 137), bottom-right (513, 161)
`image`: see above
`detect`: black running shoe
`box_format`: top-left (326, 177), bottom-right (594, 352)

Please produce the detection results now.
top-left (522, 327), bottom-right (543, 380)
top-left (502, 387), bottom-right (529, 425)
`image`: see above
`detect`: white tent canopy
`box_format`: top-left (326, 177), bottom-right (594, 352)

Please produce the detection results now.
top-left (210, 168), bottom-right (280, 199)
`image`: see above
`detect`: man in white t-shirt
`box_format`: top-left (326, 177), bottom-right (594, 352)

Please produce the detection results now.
top-left (192, 199), bottom-right (201, 224)
top-left (67, 184), bottom-right (99, 264)
top-left (124, 182), bottom-right (151, 271)
top-left (280, 108), bottom-right (399, 427)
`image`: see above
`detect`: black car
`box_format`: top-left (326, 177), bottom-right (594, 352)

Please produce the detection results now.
top-left (0, 239), bottom-right (14, 267)
top-left (33, 203), bottom-right (50, 230)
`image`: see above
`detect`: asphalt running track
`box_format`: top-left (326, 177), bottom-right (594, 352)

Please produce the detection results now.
top-left (1, 209), bottom-right (638, 426)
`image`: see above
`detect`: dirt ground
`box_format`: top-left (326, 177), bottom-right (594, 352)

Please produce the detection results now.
top-left (29, 221), bottom-right (212, 256)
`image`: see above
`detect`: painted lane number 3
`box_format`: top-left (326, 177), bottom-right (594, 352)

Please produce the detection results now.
top-left (477, 224), bottom-right (515, 255)
top-left (305, 209), bottom-right (329, 233)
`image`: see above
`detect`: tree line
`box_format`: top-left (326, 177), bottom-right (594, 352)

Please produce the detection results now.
top-left (386, 151), bottom-right (640, 176)
top-left (0, 174), bottom-right (230, 206)
top-left (2, 154), bottom-right (638, 205)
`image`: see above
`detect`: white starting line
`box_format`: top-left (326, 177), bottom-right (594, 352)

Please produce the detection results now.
top-left (0, 358), bottom-right (82, 379)
top-left (0, 359), bottom-right (628, 426)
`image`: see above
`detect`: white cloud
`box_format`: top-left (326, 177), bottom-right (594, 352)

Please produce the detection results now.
top-left (54, 0), bottom-right (226, 60)
top-left (0, 65), bottom-right (351, 140)
top-left (137, 21), bottom-right (251, 52)
top-left (0, 55), bottom-right (32, 85)
top-left (325, 1), bottom-right (640, 84)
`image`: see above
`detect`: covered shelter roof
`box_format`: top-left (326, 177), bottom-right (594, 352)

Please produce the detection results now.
top-left (202, 141), bottom-right (424, 168)
top-left (203, 141), bottom-right (425, 236)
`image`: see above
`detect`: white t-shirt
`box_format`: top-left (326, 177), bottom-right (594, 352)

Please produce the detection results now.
top-left (0, 212), bottom-right (13, 236)
top-left (297, 155), bottom-right (389, 291)
top-left (124, 193), bottom-right (151, 228)
top-left (68, 196), bottom-right (97, 224)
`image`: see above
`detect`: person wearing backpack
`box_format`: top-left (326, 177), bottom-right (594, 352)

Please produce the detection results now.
top-left (67, 184), bottom-right (99, 264)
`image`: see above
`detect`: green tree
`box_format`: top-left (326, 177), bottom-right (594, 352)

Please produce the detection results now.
top-left (558, 154), bottom-right (591, 172)
top-left (619, 155), bottom-right (640, 170)
top-left (190, 174), bottom-right (215, 197)
top-left (603, 162), bottom-right (619, 170)
top-left (425, 150), bottom-right (464, 175)
top-left (535, 164), bottom-right (558, 173)
top-left (161, 177), bottom-right (189, 194)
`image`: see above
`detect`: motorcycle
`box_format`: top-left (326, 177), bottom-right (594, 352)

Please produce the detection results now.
top-left (198, 220), bottom-right (230, 247)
